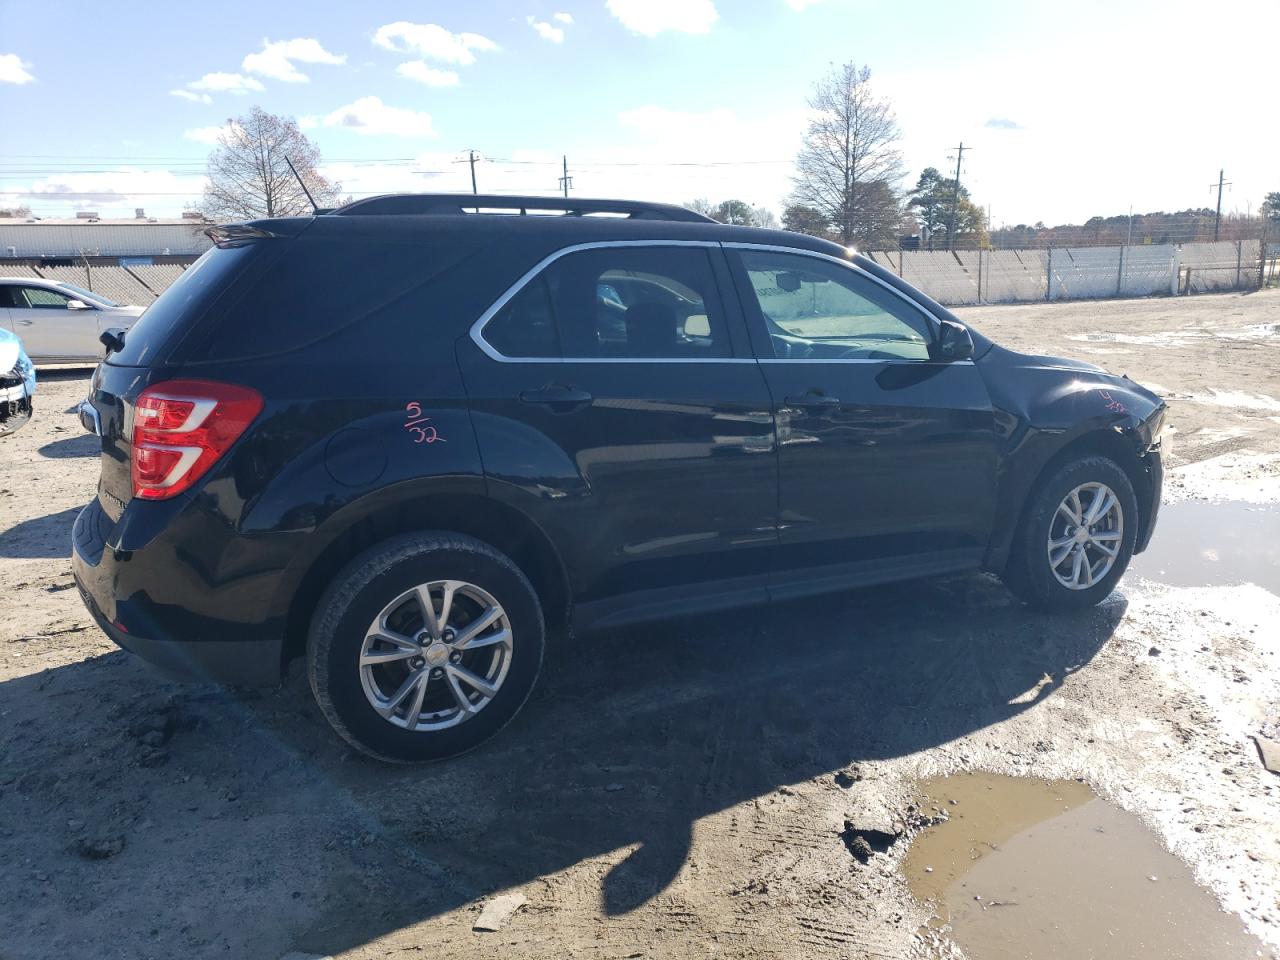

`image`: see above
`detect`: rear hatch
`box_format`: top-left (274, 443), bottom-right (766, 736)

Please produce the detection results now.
top-left (87, 221), bottom-right (304, 520)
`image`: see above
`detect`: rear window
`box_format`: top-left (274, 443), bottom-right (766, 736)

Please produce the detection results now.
top-left (107, 245), bottom-right (262, 367)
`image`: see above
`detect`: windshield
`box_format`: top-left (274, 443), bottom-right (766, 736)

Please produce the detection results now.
top-left (55, 282), bottom-right (122, 307)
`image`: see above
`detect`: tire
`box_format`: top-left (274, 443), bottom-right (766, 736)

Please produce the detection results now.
top-left (1003, 455), bottom-right (1138, 611)
top-left (307, 532), bottom-right (545, 763)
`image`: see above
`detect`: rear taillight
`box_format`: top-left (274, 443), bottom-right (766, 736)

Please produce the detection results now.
top-left (130, 379), bottom-right (263, 500)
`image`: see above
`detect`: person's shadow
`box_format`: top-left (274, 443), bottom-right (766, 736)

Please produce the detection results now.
top-left (37, 435), bottom-right (99, 459)
top-left (0, 506), bottom-right (82, 557)
top-left (0, 571), bottom-right (1124, 958)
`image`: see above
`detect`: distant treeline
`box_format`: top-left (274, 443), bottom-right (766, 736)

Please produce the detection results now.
top-left (988, 209), bottom-right (1265, 249)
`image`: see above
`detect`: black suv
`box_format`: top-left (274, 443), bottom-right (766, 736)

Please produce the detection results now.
top-left (73, 194), bottom-right (1165, 762)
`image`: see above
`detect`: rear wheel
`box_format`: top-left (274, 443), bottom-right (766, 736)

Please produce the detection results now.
top-left (308, 532), bottom-right (545, 762)
top-left (1003, 455), bottom-right (1138, 610)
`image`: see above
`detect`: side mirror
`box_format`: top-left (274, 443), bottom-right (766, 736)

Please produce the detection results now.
top-left (99, 328), bottom-right (126, 355)
top-left (67, 299), bottom-right (91, 311)
top-left (934, 319), bottom-right (974, 362)
top-left (775, 271), bottom-right (802, 293)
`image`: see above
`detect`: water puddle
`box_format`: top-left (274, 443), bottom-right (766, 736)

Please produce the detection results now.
top-left (1129, 500), bottom-right (1280, 594)
top-left (1188, 389), bottom-right (1280, 412)
top-left (903, 774), bottom-right (1266, 959)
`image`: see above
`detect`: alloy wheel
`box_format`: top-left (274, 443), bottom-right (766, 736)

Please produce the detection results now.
top-left (1046, 481), bottom-right (1124, 590)
top-left (358, 580), bottom-right (513, 731)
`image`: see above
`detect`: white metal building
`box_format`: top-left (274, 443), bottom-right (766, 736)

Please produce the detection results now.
top-left (0, 217), bottom-right (214, 257)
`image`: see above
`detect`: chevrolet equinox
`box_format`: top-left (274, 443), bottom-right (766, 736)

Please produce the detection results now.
top-left (72, 194), bottom-right (1166, 762)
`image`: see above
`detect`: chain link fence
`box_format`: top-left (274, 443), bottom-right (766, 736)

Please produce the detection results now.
top-left (868, 239), bottom-right (1264, 306)
top-left (2, 238), bottom-right (1274, 309)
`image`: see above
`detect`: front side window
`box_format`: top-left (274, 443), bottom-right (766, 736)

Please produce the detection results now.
top-left (56, 282), bottom-right (120, 307)
top-left (17, 286), bottom-right (74, 309)
top-left (483, 245), bottom-right (732, 360)
top-left (739, 251), bottom-right (933, 361)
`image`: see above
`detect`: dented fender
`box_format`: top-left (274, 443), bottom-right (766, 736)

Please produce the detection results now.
top-left (975, 344), bottom-right (1166, 570)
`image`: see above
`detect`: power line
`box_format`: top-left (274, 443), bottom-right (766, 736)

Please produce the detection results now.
top-left (0, 156), bottom-right (798, 171)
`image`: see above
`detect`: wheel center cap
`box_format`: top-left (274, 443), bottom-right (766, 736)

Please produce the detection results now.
top-left (1074, 528), bottom-right (1090, 544)
top-left (424, 642), bottom-right (450, 667)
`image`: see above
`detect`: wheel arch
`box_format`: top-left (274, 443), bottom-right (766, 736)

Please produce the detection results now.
top-left (988, 425), bottom-right (1156, 573)
top-left (279, 491), bottom-right (571, 671)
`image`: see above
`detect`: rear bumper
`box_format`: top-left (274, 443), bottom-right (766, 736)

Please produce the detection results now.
top-left (71, 498), bottom-right (284, 686)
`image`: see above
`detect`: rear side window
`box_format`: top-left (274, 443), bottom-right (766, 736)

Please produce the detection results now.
top-left (185, 236), bottom-right (484, 363)
top-left (482, 246), bottom-right (733, 360)
top-left (107, 245), bottom-right (260, 366)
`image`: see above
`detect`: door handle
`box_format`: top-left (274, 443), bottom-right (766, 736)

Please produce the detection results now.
top-left (783, 391), bottom-right (840, 408)
top-left (519, 384), bottom-right (593, 412)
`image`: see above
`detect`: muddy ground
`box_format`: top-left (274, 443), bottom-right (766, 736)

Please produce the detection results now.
top-left (1, 289), bottom-right (1278, 960)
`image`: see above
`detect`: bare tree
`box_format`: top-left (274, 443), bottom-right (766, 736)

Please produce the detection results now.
top-left (791, 63), bottom-right (904, 247)
top-left (683, 198), bottom-right (779, 228)
top-left (198, 106), bottom-right (341, 222)
top-left (685, 198), bottom-right (716, 219)
top-left (750, 205), bottom-right (779, 229)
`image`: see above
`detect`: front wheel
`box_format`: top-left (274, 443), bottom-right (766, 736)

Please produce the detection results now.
top-left (1003, 455), bottom-right (1138, 611)
top-left (307, 532), bottom-right (545, 762)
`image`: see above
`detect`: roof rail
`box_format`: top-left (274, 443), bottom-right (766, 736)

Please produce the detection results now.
top-left (331, 193), bottom-right (715, 223)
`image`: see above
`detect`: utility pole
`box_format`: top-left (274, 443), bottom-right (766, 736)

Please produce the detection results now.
top-left (946, 142), bottom-right (968, 250)
top-left (1210, 168), bottom-right (1231, 241)
top-left (468, 150), bottom-right (478, 194)
top-left (558, 155), bottom-right (573, 198)
top-left (1126, 204), bottom-right (1134, 246)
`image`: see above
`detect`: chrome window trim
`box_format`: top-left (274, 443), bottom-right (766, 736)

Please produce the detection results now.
top-left (756, 357), bottom-right (974, 365)
top-left (469, 237), bottom-right (971, 366)
top-left (469, 239), bottom-right (755, 364)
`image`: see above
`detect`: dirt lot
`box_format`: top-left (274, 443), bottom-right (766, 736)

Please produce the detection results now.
top-left (2, 289), bottom-right (1278, 960)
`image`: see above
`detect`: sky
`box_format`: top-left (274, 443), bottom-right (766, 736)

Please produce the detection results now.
top-left (0, 0), bottom-right (1274, 227)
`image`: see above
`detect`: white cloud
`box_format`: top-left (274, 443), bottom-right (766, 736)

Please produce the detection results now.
top-left (0, 53), bottom-right (35, 85)
top-left (553, 12), bottom-right (574, 23)
top-left (372, 22), bottom-right (498, 65)
top-left (242, 37), bottom-right (346, 83)
top-left (606, 0), bottom-right (718, 36)
top-left (397, 61), bottom-right (460, 87)
top-left (170, 89), bottom-right (213, 104)
top-left (317, 96), bottom-right (436, 137)
top-left (528, 16), bottom-right (566, 43)
top-left (187, 72), bottom-right (265, 94)
top-left (184, 125), bottom-right (227, 145)
top-left (784, 0), bottom-right (826, 9)
top-left (319, 151), bottom-right (467, 198)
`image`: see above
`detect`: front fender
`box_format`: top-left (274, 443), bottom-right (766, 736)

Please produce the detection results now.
top-left (978, 345), bottom-right (1165, 570)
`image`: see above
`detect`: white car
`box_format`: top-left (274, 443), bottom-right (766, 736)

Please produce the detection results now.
top-left (0, 277), bottom-right (145, 363)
